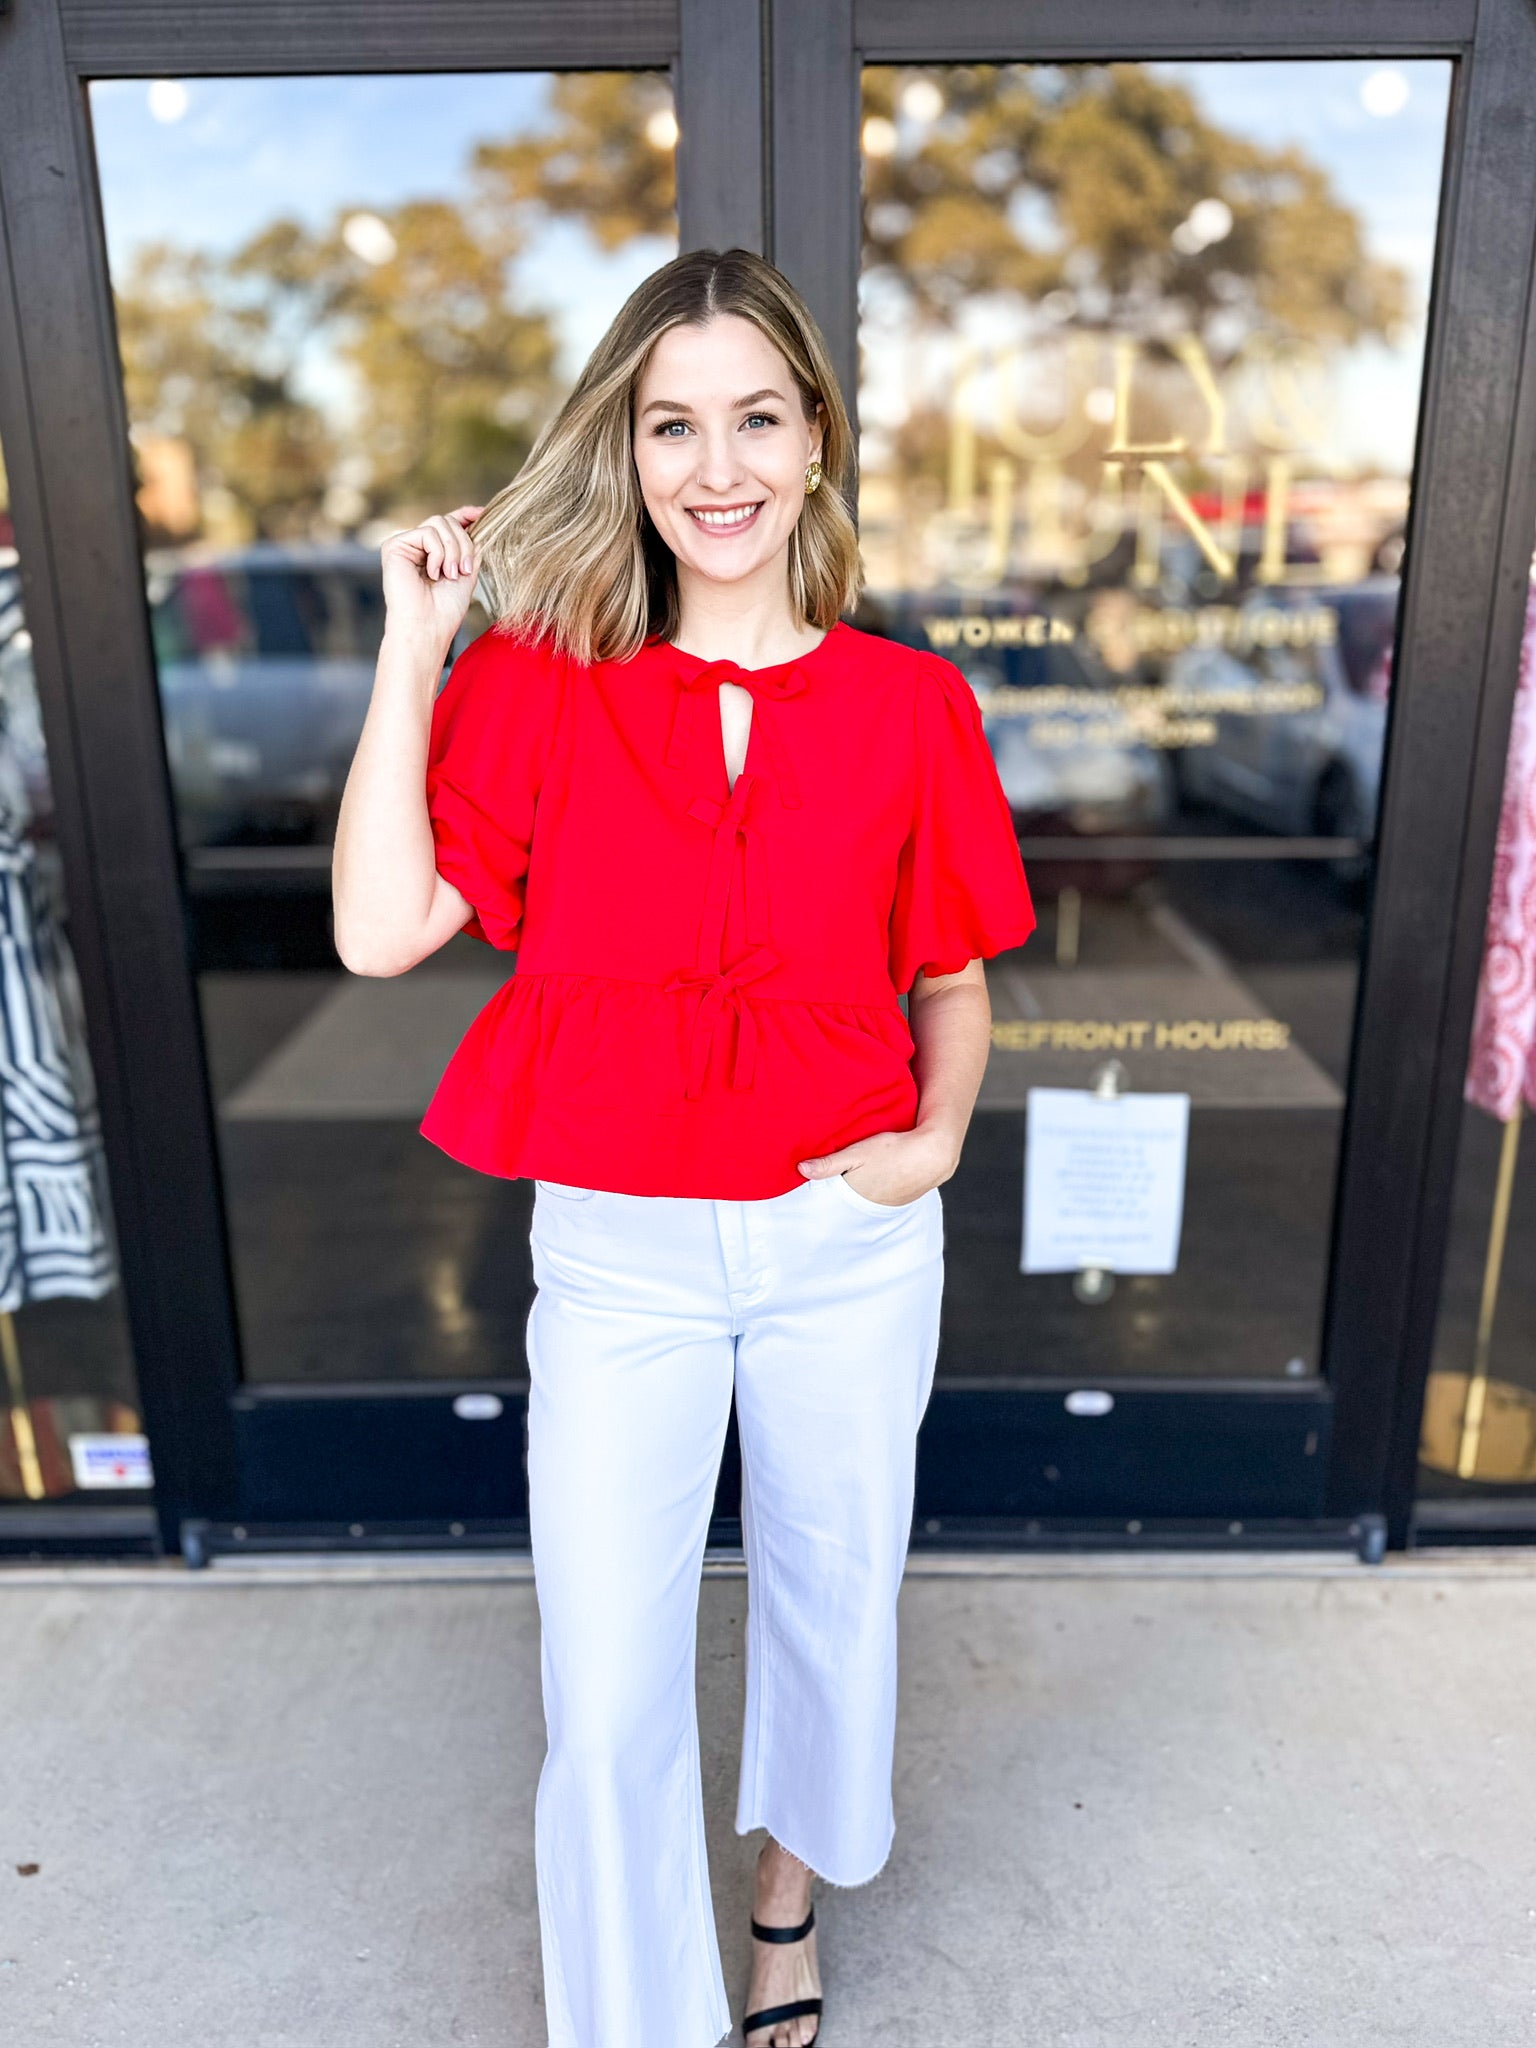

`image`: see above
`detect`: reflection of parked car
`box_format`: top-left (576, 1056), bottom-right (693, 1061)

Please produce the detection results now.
top-left (1166, 580), bottom-right (1398, 852)
top-left (147, 544), bottom-right (486, 895)
top-left (976, 638), bottom-right (1174, 847)
top-left (148, 544), bottom-right (391, 855)
top-left (858, 595), bottom-right (1175, 870)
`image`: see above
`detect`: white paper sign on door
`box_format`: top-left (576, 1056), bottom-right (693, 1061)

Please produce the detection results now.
top-left (1022, 1087), bottom-right (1191, 1275)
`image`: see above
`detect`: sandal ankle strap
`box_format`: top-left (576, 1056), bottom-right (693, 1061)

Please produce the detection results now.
top-left (750, 1903), bottom-right (815, 1943)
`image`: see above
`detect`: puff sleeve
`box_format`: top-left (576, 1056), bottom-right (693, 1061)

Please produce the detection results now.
top-left (887, 653), bottom-right (1037, 993)
top-left (424, 625), bottom-right (564, 950)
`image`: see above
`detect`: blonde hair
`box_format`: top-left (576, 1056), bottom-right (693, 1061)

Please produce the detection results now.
top-left (471, 247), bottom-right (862, 664)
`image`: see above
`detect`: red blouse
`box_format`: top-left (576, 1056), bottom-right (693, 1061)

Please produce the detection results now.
top-left (418, 618), bottom-right (1036, 1199)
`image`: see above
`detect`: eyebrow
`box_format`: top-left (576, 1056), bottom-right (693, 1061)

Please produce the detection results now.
top-left (639, 387), bottom-right (789, 415)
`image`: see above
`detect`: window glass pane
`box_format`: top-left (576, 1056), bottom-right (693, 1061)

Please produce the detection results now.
top-left (1420, 566), bottom-right (1536, 1500)
top-left (90, 72), bottom-right (677, 1383)
top-left (0, 441), bottom-right (141, 1499)
top-left (858, 59), bottom-right (1451, 1382)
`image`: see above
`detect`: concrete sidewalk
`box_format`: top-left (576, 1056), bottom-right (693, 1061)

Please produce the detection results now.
top-left (2, 1549), bottom-right (1534, 2047)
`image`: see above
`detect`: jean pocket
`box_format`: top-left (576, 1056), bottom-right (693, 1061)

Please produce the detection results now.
top-left (826, 1169), bottom-right (929, 1218)
top-left (534, 1180), bottom-right (598, 1202)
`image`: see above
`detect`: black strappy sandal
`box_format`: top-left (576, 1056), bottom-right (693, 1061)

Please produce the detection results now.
top-left (742, 1902), bottom-right (823, 2045)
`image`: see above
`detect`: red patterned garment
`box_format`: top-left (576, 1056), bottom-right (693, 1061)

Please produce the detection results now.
top-left (1466, 575), bottom-right (1536, 1122)
top-left (417, 619), bottom-right (1036, 1197)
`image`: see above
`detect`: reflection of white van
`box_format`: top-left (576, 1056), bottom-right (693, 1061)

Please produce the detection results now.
top-left (1167, 580), bottom-right (1399, 846)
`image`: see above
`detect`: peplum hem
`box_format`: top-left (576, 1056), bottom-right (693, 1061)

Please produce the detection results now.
top-left (418, 969), bottom-right (926, 1200)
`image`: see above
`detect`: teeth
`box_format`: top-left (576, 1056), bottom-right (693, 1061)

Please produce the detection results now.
top-left (691, 505), bottom-right (759, 527)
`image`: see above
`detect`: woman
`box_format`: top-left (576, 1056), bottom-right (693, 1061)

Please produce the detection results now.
top-left (333, 248), bottom-right (1035, 2048)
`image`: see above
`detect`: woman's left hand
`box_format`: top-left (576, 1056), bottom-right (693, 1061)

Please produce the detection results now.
top-left (797, 1124), bottom-right (959, 1207)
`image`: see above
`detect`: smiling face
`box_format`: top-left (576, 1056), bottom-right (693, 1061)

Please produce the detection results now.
top-left (631, 312), bottom-right (825, 594)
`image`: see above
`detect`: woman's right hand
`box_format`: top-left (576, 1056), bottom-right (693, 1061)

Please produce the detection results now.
top-left (379, 504), bottom-right (486, 645)
top-left (335, 503), bottom-right (488, 976)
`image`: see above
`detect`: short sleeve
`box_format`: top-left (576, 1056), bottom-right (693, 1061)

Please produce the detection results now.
top-left (424, 625), bottom-right (564, 950)
top-left (887, 653), bottom-right (1037, 994)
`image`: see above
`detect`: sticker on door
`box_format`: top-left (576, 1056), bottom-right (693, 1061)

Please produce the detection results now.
top-left (69, 1433), bottom-right (154, 1489)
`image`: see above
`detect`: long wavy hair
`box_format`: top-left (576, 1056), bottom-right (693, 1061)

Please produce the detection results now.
top-left (470, 247), bottom-right (862, 663)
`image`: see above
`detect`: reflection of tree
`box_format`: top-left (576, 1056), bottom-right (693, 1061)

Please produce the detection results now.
top-left (117, 242), bottom-right (335, 538)
top-left (863, 65), bottom-right (1408, 356)
top-left (112, 74), bottom-right (675, 542)
top-left (229, 202), bottom-right (559, 524)
top-left (473, 73), bottom-right (676, 249)
top-left (860, 65), bottom-right (1418, 596)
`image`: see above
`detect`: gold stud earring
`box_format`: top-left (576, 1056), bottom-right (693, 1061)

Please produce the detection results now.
top-left (804, 459), bottom-right (823, 496)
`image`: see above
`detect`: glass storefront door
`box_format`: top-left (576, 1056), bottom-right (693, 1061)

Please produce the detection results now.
top-left (856, 58), bottom-right (1451, 1413)
top-left (90, 68), bottom-right (678, 1393)
top-left (80, 65), bottom-right (680, 1520)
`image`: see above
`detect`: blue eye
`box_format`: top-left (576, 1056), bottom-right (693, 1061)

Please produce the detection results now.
top-left (649, 413), bottom-right (779, 436)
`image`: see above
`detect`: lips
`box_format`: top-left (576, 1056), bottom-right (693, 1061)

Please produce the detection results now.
top-left (686, 502), bottom-right (764, 533)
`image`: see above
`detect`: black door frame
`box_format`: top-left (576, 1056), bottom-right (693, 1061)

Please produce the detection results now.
top-left (1, 0), bottom-right (1533, 1558)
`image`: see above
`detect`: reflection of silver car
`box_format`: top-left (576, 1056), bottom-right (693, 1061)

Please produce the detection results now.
top-left (1167, 580), bottom-right (1398, 845)
top-left (148, 544), bottom-right (392, 853)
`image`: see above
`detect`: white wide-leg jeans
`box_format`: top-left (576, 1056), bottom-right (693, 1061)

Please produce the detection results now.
top-left (524, 1167), bottom-right (945, 2048)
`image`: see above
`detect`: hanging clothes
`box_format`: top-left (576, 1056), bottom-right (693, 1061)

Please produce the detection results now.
top-left (0, 636), bottom-right (119, 1309)
top-left (1466, 573), bottom-right (1536, 1122)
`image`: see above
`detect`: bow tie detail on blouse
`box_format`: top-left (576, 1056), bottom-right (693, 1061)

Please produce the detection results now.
top-left (663, 657), bottom-right (808, 812)
top-left (662, 655), bottom-right (811, 1097)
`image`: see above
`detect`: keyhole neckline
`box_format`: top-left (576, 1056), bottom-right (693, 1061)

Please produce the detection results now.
top-left (719, 682), bottom-right (754, 794)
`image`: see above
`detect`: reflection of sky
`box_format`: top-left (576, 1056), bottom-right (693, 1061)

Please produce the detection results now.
top-left (88, 73), bottom-right (677, 403)
top-left (1158, 59), bottom-right (1449, 469)
top-left (861, 58), bottom-right (1452, 475)
top-left (87, 60), bottom-right (1449, 473)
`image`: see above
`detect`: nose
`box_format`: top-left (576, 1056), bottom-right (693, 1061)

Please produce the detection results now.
top-left (693, 420), bottom-right (746, 494)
